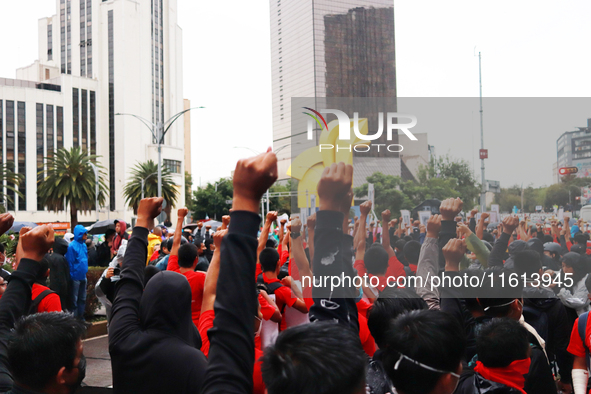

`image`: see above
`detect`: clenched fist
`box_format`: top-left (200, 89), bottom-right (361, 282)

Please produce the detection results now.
top-left (360, 201), bottom-right (372, 216)
top-left (442, 238), bottom-right (466, 271)
top-left (440, 198), bottom-right (463, 221)
top-left (317, 162), bottom-right (353, 212)
top-left (426, 214), bottom-right (442, 239)
top-left (232, 148), bottom-right (278, 213)
top-left (502, 215), bottom-right (519, 235)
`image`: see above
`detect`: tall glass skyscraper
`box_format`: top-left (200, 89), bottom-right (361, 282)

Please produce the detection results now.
top-left (270, 0), bottom-right (397, 182)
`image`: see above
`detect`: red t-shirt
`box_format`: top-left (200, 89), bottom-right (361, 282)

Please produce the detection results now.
top-left (149, 250), bottom-right (160, 262)
top-left (354, 256), bottom-right (406, 292)
top-left (198, 309), bottom-right (265, 394)
top-left (262, 273), bottom-right (297, 331)
top-left (168, 255), bottom-right (206, 326)
top-left (31, 283), bottom-right (62, 313)
top-left (358, 310), bottom-right (376, 357)
top-left (259, 293), bottom-right (276, 321)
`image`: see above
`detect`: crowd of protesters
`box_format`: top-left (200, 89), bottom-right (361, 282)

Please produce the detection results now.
top-left (1, 150), bottom-right (591, 393)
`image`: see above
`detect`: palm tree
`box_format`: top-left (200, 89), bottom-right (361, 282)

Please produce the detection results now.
top-left (0, 163), bottom-right (24, 212)
top-left (123, 160), bottom-right (179, 215)
top-left (37, 147), bottom-right (108, 228)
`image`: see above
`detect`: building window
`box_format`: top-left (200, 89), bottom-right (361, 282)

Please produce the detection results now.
top-left (37, 104), bottom-right (45, 211)
top-left (80, 0), bottom-right (86, 76)
top-left (47, 24), bottom-right (53, 61)
top-left (67, 0), bottom-right (71, 74)
top-left (72, 88), bottom-right (79, 147)
top-left (90, 91), bottom-right (96, 155)
top-left (5, 101), bottom-right (14, 211)
top-left (60, 0), bottom-right (66, 73)
top-left (17, 102), bottom-right (26, 211)
top-left (86, 0), bottom-right (92, 77)
top-left (57, 106), bottom-right (64, 149)
top-left (46, 105), bottom-right (54, 158)
top-left (163, 159), bottom-right (181, 174)
top-left (109, 10), bottom-right (115, 210)
top-left (81, 89), bottom-right (88, 151)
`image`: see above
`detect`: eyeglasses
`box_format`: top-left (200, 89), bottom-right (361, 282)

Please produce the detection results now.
top-left (394, 353), bottom-right (460, 378)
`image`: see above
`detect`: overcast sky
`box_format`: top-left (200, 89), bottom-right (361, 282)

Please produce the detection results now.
top-left (1, 0), bottom-right (590, 189)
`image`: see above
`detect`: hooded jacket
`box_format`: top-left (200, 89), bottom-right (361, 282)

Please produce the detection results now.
top-left (65, 225), bottom-right (89, 281)
top-left (45, 238), bottom-right (72, 314)
top-left (147, 233), bottom-right (162, 264)
top-left (455, 369), bottom-right (524, 394)
top-left (109, 226), bottom-right (206, 394)
top-left (112, 220), bottom-right (128, 254)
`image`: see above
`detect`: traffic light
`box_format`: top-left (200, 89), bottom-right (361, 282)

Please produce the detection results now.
top-left (559, 167), bottom-right (578, 175)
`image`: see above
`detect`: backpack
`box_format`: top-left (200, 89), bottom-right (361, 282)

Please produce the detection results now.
top-left (522, 304), bottom-right (549, 343)
top-left (256, 274), bottom-right (286, 313)
top-left (578, 311), bottom-right (590, 371)
top-left (29, 289), bottom-right (56, 314)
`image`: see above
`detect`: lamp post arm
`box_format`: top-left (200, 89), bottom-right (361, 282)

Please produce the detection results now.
top-left (115, 113), bottom-right (158, 141)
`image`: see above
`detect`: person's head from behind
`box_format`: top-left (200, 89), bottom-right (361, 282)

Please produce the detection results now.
top-left (36, 257), bottom-right (51, 285)
top-left (574, 232), bottom-right (588, 246)
top-left (8, 312), bottom-right (87, 393)
top-left (178, 243), bottom-right (198, 269)
top-left (477, 318), bottom-right (530, 368)
top-left (562, 252), bottom-right (587, 283)
top-left (260, 247), bottom-right (280, 274)
top-left (514, 250), bottom-right (542, 279)
top-left (382, 310), bottom-right (465, 394)
top-left (403, 241), bottom-right (421, 265)
top-left (85, 239), bottom-right (93, 249)
top-left (153, 226), bottom-right (162, 237)
top-left (105, 229), bottom-right (116, 243)
top-left (482, 231), bottom-right (495, 244)
top-left (367, 288), bottom-right (427, 348)
top-left (205, 239), bottom-right (214, 252)
top-left (543, 242), bottom-right (561, 261)
top-left (478, 269), bottom-right (523, 320)
top-left (364, 244), bottom-right (389, 275)
top-left (394, 239), bottom-right (406, 254)
top-left (262, 322), bottom-right (367, 394)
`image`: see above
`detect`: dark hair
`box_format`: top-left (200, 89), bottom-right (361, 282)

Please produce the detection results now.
top-left (367, 289), bottom-right (427, 348)
top-left (382, 310), bottom-right (465, 394)
top-left (144, 265), bottom-right (160, 286)
top-left (260, 248), bottom-right (280, 273)
top-left (403, 236), bottom-right (413, 242)
top-left (166, 237), bottom-right (187, 252)
top-left (266, 238), bottom-right (277, 249)
top-left (478, 268), bottom-right (522, 318)
top-left (178, 243), bottom-right (198, 268)
top-left (574, 233), bottom-right (588, 245)
top-left (0, 243), bottom-right (6, 254)
top-left (543, 235), bottom-right (553, 244)
top-left (403, 241), bottom-right (421, 265)
top-left (36, 258), bottom-right (50, 283)
top-left (477, 318), bottom-right (529, 368)
top-left (262, 322), bottom-right (366, 394)
top-left (8, 313), bottom-right (86, 391)
top-left (482, 231), bottom-right (495, 244)
top-left (105, 229), bottom-right (116, 240)
top-left (364, 244), bottom-right (389, 275)
top-left (514, 250), bottom-right (542, 278)
top-left (562, 252), bottom-right (588, 285)
top-left (394, 239), bottom-right (406, 252)
top-left (205, 239), bottom-right (214, 249)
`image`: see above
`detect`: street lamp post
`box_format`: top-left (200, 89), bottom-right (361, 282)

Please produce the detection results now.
top-left (116, 106), bottom-right (204, 199)
top-left (89, 163), bottom-right (99, 222)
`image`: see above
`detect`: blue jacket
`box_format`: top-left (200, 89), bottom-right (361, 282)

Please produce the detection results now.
top-left (66, 225), bottom-right (89, 281)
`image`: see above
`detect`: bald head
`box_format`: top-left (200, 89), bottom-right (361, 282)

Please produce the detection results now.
top-left (153, 227), bottom-right (162, 237)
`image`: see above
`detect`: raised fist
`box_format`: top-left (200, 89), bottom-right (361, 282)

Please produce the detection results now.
top-left (457, 222), bottom-right (472, 237)
top-left (470, 208), bottom-right (478, 218)
top-left (232, 148), bottom-right (278, 213)
top-left (0, 214), bottom-right (14, 237)
top-left (266, 211), bottom-right (278, 223)
top-left (177, 207), bottom-right (189, 218)
top-left (20, 225), bottom-right (55, 263)
top-left (426, 214), bottom-right (442, 238)
top-left (442, 238), bottom-right (467, 271)
top-left (137, 197), bottom-right (164, 229)
top-left (317, 162), bottom-right (353, 212)
top-left (222, 215), bottom-right (231, 229)
top-left (291, 218), bottom-right (302, 233)
top-left (439, 198), bottom-right (464, 221)
top-left (360, 201), bottom-right (372, 216)
top-left (481, 212), bottom-right (490, 221)
top-left (213, 229), bottom-right (227, 249)
top-left (502, 215), bottom-right (519, 235)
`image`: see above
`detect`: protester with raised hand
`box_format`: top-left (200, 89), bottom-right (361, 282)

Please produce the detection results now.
top-left (438, 197), bottom-right (463, 268)
top-left (0, 217), bottom-right (89, 394)
top-left (489, 215), bottom-right (520, 267)
top-left (416, 214), bottom-right (442, 310)
top-left (199, 148), bottom-right (277, 393)
top-left (457, 221), bottom-right (490, 270)
top-left (109, 197), bottom-right (207, 394)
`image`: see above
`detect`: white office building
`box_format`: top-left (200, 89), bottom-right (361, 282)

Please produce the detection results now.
top-left (0, 0), bottom-right (187, 226)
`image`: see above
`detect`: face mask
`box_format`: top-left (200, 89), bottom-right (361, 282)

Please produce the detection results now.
top-left (68, 355), bottom-right (86, 394)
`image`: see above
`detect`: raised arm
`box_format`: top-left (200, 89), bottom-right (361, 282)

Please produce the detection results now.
top-left (458, 222), bottom-right (490, 269)
top-left (355, 201), bottom-right (371, 255)
top-left (416, 214), bottom-right (442, 310)
top-left (109, 198), bottom-right (162, 346)
top-left (307, 213), bottom-right (316, 263)
top-left (476, 212), bottom-right (488, 240)
top-left (290, 218), bottom-right (312, 281)
top-left (202, 148), bottom-right (277, 394)
top-left (201, 229), bottom-right (226, 313)
top-left (381, 209), bottom-right (396, 258)
top-left (258, 211), bottom-right (277, 258)
top-left (488, 215), bottom-right (518, 267)
top-left (171, 208), bottom-right (188, 257)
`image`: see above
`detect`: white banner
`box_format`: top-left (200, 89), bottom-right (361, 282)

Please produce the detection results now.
top-left (418, 211), bottom-right (431, 226)
top-left (400, 210), bottom-right (411, 227)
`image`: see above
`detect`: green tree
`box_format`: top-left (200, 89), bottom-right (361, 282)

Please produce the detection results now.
top-left (268, 179), bottom-right (294, 214)
top-left (424, 155), bottom-right (480, 206)
top-left (545, 183), bottom-right (580, 208)
top-left (354, 173), bottom-right (409, 215)
top-left (191, 178), bottom-right (233, 220)
top-left (37, 147), bottom-right (107, 228)
top-left (185, 171), bottom-right (194, 211)
top-left (123, 160), bottom-right (179, 215)
top-left (0, 163), bottom-right (24, 213)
